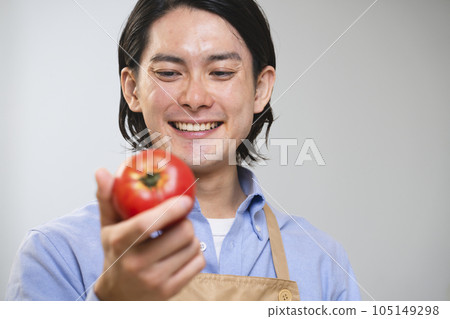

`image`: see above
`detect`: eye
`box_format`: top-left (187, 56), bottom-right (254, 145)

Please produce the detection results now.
top-left (153, 70), bottom-right (181, 81)
top-left (157, 71), bottom-right (177, 77)
top-left (211, 70), bottom-right (235, 79)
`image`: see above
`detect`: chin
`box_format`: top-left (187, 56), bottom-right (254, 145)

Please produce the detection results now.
top-left (189, 160), bottom-right (225, 175)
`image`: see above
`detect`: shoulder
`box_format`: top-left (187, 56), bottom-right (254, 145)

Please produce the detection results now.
top-left (268, 204), bottom-right (361, 300)
top-left (6, 202), bottom-right (103, 300)
top-left (32, 201), bottom-right (100, 238)
top-left (272, 206), bottom-right (345, 258)
top-left (23, 200), bottom-right (102, 268)
top-left (26, 201), bottom-right (103, 272)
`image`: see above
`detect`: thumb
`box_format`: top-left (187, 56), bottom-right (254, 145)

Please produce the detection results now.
top-left (95, 167), bottom-right (121, 227)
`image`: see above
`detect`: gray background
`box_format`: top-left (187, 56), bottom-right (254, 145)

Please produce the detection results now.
top-left (1, 0), bottom-right (449, 300)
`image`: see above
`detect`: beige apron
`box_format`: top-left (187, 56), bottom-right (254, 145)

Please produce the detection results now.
top-left (170, 204), bottom-right (300, 301)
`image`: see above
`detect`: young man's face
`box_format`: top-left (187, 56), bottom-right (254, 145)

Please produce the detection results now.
top-left (122, 7), bottom-right (274, 173)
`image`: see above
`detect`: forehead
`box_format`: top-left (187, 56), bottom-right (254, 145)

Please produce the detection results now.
top-left (144, 7), bottom-right (251, 62)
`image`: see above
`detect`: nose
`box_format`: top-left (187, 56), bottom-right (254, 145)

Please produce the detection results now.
top-left (178, 76), bottom-right (213, 111)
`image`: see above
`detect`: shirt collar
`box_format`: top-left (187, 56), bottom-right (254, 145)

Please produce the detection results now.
top-left (236, 166), bottom-right (265, 213)
top-left (191, 166), bottom-right (266, 240)
top-left (237, 166), bottom-right (266, 240)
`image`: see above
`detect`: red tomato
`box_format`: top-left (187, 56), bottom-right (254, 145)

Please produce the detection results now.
top-left (112, 149), bottom-right (196, 219)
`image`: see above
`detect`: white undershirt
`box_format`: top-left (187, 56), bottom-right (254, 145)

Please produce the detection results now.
top-left (206, 218), bottom-right (235, 262)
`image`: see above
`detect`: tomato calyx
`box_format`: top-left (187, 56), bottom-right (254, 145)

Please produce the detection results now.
top-left (139, 172), bottom-right (161, 188)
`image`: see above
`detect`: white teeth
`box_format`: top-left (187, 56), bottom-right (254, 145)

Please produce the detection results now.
top-left (173, 121), bottom-right (220, 132)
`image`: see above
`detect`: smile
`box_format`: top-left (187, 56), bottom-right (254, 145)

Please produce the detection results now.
top-left (170, 121), bottom-right (223, 132)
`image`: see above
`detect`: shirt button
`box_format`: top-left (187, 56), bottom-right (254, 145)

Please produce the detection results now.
top-left (200, 242), bottom-right (207, 252)
top-left (278, 289), bottom-right (292, 301)
top-left (255, 224), bottom-right (261, 232)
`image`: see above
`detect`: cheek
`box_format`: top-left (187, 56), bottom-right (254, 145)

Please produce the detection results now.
top-left (219, 79), bottom-right (255, 112)
top-left (140, 86), bottom-right (172, 127)
top-left (216, 84), bottom-right (255, 139)
top-left (240, 117), bottom-right (253, 139)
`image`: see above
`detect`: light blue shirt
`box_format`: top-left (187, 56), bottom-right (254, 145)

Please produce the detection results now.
top-left (5, 167), bottom-right (361, 301)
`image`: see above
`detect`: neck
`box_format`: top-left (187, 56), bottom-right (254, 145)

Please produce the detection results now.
top-left (194, 165), bottom-right (246, 219)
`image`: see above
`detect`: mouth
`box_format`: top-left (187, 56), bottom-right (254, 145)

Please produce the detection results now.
top-left (169, 121), bottom-right (224, 132)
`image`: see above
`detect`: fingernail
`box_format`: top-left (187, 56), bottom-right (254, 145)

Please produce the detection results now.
top-left (178, 196), bottom-right (192, 210)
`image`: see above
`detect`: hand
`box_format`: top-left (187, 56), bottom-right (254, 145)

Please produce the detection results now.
top-left (93, 168), bottom-right (205, 300)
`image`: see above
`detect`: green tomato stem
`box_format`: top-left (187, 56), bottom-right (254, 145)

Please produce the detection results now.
top-left (139, 172), bottom-right (161, 188)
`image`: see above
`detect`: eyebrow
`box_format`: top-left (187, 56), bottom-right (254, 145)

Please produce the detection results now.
top-left (150, 54), bottom-right (184, 64)
top-left (149, 52), bottom-right (242, 64)
top-left (207, 52), bottom-right (241, 62)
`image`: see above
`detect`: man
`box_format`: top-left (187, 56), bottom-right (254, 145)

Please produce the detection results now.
top-left (6, 0), bottom-right (360, 301)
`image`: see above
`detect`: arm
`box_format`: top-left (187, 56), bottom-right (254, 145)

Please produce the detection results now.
top-left (6, 168), bottom-right (205, 301)
top-left (5, 230), bottom-right (94, 301)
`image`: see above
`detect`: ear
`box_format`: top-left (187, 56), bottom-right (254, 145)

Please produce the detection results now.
top-left (253, 65), bottom-right (276, 114)
top-left (120, 67), bottom-right (142, 112)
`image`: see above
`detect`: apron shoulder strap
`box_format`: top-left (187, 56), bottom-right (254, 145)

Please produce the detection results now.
top-left (263, 203), bottom-right (290, 281)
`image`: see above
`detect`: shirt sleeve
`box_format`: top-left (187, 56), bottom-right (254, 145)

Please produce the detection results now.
top-left (336, 256), bottom-right (361, 301)
top-left (5, 230), bottom-right (95, 301)
top-left (330, 243), bottom-right (361, 301)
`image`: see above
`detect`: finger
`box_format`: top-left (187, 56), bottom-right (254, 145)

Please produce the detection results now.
top-left (131, 218), bottom-right (195, 265)
top-left (163, 252), bottom-right (206, 299)
top-left (95, 168), bottom-right (121, 227)
top-left (154, 236), bottom-right (202, 277)
top-left (109, 195), bottom-right (194, 249)
top-left (139, 239), bottom-right (204, 299)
